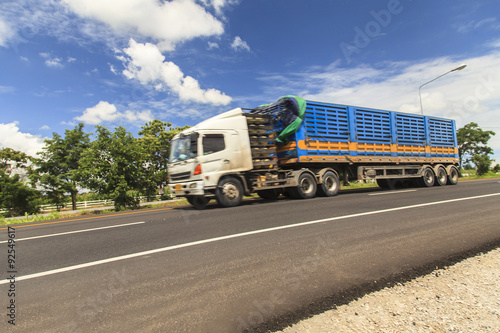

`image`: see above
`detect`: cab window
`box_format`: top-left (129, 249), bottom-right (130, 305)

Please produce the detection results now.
top-left (203, 134), bottom-right (225, 155)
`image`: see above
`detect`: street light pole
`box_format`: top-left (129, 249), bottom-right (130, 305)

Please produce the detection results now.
top-left (419, 64), bottom-right (467, 115)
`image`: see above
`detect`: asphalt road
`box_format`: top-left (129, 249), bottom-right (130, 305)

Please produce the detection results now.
top-left (1, 179), bottom-right (500, 332)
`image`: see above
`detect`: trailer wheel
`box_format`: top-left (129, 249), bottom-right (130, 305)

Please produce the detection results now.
top-left (257, 189), bottom-right (281, 200)
top-left (419, 167), bottom-right (435, 187)
top-left (435, 167), bottom-right (447, 186)
top-left (289, 172), bottom-right (317, 199)
top-left (447, 166), bottom-right (459, 185)
top-left (191, 196), bottom-right (210, 210)
top-left (317, 171), bottom-right (340, 197)
top-left (215, 177), bottom-right (243, 207)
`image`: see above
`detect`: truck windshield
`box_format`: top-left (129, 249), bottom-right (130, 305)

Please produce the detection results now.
top-left (170, 134), bottom-right (198, 163)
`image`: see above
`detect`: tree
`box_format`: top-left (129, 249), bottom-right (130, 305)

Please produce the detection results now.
top-left (457, 122), bottom-right (495, 168)
top-left (493, 164), bottom-right (500, 173)
top-left (34, 123), bottom-right (91, 210)
top-left (471, 154), bottom-right (492, 176)
top-left (79, 126), bottom-right (143, 210)
top-left (0, 147), bottom-right (30, 171)
top-left (138, 120), bottom-right (189, 200)
top-left (0, 148), bottom-right (40, 216)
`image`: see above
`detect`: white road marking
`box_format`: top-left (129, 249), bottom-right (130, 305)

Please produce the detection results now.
top-left (2, 192), bottom-right (500, 285)
top-left (0, 222), bottom-right (145, 244)
top-left (369, 189), bottom-right (417, 196)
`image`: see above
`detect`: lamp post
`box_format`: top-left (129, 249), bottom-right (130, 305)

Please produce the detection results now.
top-left (419, 64), bottom-right (467, 115)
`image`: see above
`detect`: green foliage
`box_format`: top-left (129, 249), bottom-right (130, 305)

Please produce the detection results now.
top-left (457, 122), bottom-right (495, 168)
top-left (0, 170), bottom-right (40, 217)
top-left (493, 164), bottom-right (500, 173)
top-left (79, 126), bottom-right (143, 211)
top-left (138, 120), bottom-right (189, 200)
top-left (463, 163), bottom-right (474, 170)
top-left (0, 147), bottom-right (31, 174)
top-left (471, 154), bottom-right (492, 176)
top-left (2, 119), bottom-right (185, 214)
top-left (0, 148), bottom-right (41, 217)
top-left (33, 123), bottom-right (91, 210)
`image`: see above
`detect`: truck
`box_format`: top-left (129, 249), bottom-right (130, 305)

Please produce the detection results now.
top-left (167, 97), bottom-right (459, 209)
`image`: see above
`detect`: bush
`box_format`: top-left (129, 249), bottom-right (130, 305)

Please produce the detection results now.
top-left (472, 154), bottom-right (492, 176)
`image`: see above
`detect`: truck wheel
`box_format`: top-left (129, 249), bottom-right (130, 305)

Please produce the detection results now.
top-left (419, 167), bottom-right (435, 187)
top-left (376, 179), bottom-right (389, 189)
top-left (215, 177), bottom-right (243, 207)
top-left (290, 172), bottom-right (317, 199)
top-left (435, 167), bottom-right (447, 186)
top-left (447, 166), bottom-right (459, 185)
top-left (191, 196), bottom-right (209, 210)
top-left (317, 171), bottom-right (340, 197)
top-left (257, 189), bottom-right (281, 200)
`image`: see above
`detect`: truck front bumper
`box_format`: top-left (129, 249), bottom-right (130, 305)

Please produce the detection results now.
top-left (169, 180), bottom-right (205, 197)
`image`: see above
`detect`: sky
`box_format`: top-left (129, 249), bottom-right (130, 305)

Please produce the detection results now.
top-left (0, 0), bottom-right (499, 164)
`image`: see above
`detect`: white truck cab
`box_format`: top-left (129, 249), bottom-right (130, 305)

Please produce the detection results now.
top-left (168, 108), bottom-right (253, 208)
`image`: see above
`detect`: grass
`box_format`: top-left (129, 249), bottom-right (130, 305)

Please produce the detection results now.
top-left (460, 170), bottom-right (500, 180)
top-left (0, 199), bottom-right (189, 226)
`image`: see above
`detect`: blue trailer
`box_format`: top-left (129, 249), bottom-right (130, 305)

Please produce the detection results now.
top-left (274, 100), bottom-right (459, 190)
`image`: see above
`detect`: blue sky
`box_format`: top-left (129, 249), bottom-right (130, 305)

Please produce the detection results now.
top-left (1, 0), bottom-right (499, 163)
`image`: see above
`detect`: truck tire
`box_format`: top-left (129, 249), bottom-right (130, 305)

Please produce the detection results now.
top-left (435, 166), bottom-right (447, 186)
top-left (191, 196), bottom-right (210, 210)
top-left (317, 171), bottom-right (340, 197)
top-left (289, 172), bottom-right (317, 199)
top-left (215, 177), bottom-right (243, 207)
top-left (419, 167), bottom-right (435, 187)
top-left (447, 166), bottom-right (459, 185)
top-left (257, 189), bottom-right (281, 200)
top-left (376, 179), bottom-right (389, 189)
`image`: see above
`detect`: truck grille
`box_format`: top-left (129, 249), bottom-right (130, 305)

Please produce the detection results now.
top-left (170, 172), bottom-right (191, 181)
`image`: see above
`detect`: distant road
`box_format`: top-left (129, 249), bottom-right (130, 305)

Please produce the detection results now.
top-left (1, 179), bottom-right (499, 332)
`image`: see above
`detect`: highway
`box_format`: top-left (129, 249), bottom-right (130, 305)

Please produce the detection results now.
top-left (1, 179), bottom-right (500, 332)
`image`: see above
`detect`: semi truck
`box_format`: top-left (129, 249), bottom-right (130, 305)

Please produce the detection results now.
top-left (167, 97), bottom-right (459, 209)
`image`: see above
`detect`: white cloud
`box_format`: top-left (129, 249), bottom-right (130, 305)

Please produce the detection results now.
top-left (231, 36), bottom-right (250, 52)
top-left (45, 57), bottom-right (63, 68)
top-left (75, 101), bottom-right (121, 125)
top-left (456, 17), bottom-right (500, 33)
top-left (199, 0), bottom-right (234, 16)
top-left (39, 125), bottom-right (50, 130)
top-left (208, 41), bottom-right (219, 50)
top-left (0, 122), bottom-right (46, 157)
top-left (75, 101), bottom-right (154, 125)
top-left (0, 86), bottom-right (15, 94)
top-left (0, 16), bottom-right (14, 47)
top-left (122, 39), bottom-right (231, 105)
top-left (62, 0), bottom-right (224, 51)
top-left (123, 109), bottom-right (154, 123)
top-left (40, 52), bottom-right (64, 68)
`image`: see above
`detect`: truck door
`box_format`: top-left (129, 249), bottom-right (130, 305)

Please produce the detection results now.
top-left (200, 133), bottom-right (230, 178)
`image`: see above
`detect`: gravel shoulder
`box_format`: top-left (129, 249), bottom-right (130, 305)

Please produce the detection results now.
top-left (276, 248), bottom-right (500, 333)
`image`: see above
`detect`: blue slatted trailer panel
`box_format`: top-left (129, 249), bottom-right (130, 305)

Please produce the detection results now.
top-left (284, 100), bottom-right (458, 163)
top-left (395, 113), bottom-right (425, 144)
top-left (354, 108), bottom-right (391, 143)
top-left (428, 118), bottom-right (455, 146)
top-left (304, 102), bottom-right (349, 141)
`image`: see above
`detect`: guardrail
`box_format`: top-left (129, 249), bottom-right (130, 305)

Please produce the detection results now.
top-left (1, 195), bottom-right (166, 215)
